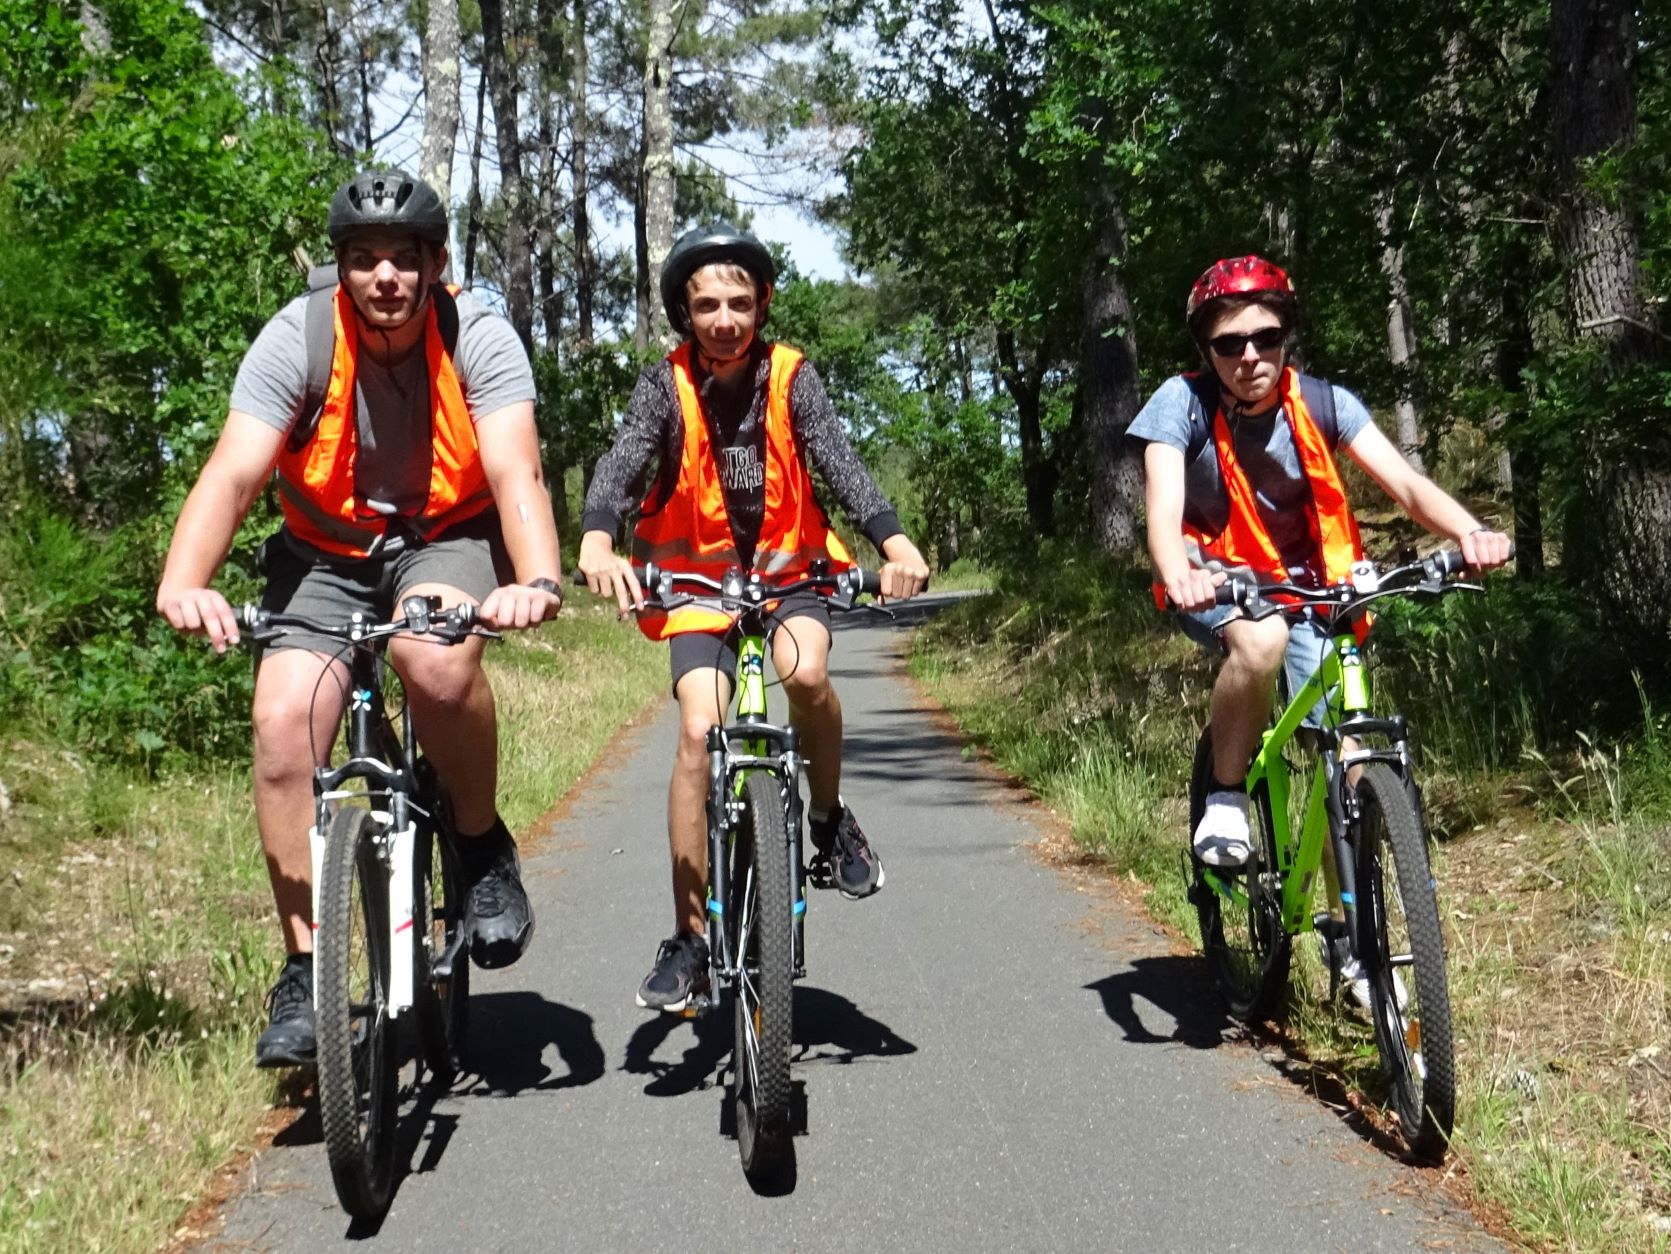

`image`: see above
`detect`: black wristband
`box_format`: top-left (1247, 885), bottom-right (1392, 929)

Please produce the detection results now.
top-left (528, 577), bottom-right (563, 604)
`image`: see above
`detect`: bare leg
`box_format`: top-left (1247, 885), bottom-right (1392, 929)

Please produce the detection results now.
top-left (771, 615), bottom-right (840, 811)
top-left (388, 581), bottom-right (496, 836)
top-left (252, 649), bottom-right (350, 954)
top-left (1210, 615), bottom-right (1290, 786)
top-left (669, 667), bottom-right (731, 936)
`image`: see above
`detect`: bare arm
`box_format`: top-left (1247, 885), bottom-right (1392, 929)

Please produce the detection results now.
top-left (475, 400), bottom-right (563, 629)
top-left (156, 410), bottom-right (286, 652)
top-left (1343, 426), bottom-right (1513, 569)
top-left (1143, 442), bottom-right (1219, 611)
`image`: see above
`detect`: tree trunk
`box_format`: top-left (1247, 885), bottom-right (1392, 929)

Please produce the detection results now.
top-left (356, 41), bottom-right (374, 155)
top-left (640, 0), bottom-right (676, 350)
top-left (419, 0), bottom-right (461, 233)
top-left (1552, 0), bottom-right (1667, 633)
top-left (479, 0), bottom-right (536, 354)
top-left (571, 0), bottom-right (594, 347)
top-left (1081, 184), bottom-right (1143, 552)
top-left (1552, 0), bottom-right (1653, 363)
top-left (535, 0), bottom-right (559, 350)
top-left (464, 68), bottom-right (487, 286)
top-left (997, 329), bottom-right (1054, 536)
top-left (1373, 190), bottom-right (1424, 471)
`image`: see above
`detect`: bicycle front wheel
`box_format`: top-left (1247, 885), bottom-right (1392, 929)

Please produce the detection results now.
top-left (316, 806), bottom-right (399, 1218)
top-left (1189, 729), bottom-right (1291, 1021)
top-left (731, 770), bottom-right (794, 1183)
top-left (414, 797), bottom-right (469, 1080)
top-left (1354, 762), bottom-right (1455, 1162)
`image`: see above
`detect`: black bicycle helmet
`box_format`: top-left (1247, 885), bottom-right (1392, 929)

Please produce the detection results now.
top-left (327, 169), bottom-right (449, 247)
top-left (659, 222), bottom-right (776, 333)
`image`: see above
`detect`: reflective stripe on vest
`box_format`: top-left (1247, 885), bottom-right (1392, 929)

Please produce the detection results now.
top-left (632, 341), bottom-right (854, 641)
top-left (274, 284), bottom-right (493, 559)
top-left (1153, 365), bottom-right (1363, 606)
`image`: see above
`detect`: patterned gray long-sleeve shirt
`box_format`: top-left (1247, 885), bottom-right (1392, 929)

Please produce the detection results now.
top-left (580, 340), bottom-right (902, 567)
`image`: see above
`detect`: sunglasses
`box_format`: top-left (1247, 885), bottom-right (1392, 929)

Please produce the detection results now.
top-left (1208, 326), bottom-right (1287, 357)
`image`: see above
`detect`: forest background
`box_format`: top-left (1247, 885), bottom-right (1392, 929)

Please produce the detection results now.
top-left (0, 0), bottom-right (1667, 1248)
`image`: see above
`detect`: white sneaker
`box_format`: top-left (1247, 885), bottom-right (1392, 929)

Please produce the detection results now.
top-left (1325, 939), bottom-right (1409, 1015)
top-left (1193, 790), bottom-right (1253, 866)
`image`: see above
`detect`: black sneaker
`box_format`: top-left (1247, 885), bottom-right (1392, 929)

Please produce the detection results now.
top-left (255, 954), bottom-right (316, 1069)
top-left (460, 820), bottom-right (535, 970)
top-left (809, 804), bottom-right (885, 900)
top-left (635, 932), bottom-right (710, 1011)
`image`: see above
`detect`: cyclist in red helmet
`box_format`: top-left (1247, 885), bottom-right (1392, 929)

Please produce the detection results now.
top-left (1130, 256), bottom-right (1511, 881)
top-left (577, 223), bottom-right (930, 1011)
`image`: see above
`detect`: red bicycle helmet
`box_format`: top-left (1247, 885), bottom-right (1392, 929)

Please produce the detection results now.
top-left (1186, 255), bottom-right (1295, 328)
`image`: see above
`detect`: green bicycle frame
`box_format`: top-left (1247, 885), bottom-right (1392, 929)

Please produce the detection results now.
top-left (1202, 627), bottom-right (1373, 937)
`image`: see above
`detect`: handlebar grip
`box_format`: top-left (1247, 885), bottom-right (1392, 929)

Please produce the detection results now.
top-left (453, 603), bottom-right (478, 630)
top-left (1432, 549), bottom-right (1468, 576)
top-left (1213, 578), bottom-right (1251, 607)
top-left (856, 567), bottom-right (883, 597)
top-left (240, 603), bottom-right (270, 630)
top-left (570, 569), bottom-right (588, 587)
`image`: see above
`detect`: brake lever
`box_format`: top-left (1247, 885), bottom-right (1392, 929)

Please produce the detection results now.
top-left (857, 601), bottom-right (897, 622)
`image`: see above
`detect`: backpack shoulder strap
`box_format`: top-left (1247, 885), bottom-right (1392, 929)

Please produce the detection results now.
top-left (291, 264), bottom-right (340, 454)
top-left (1181, 371), bottom-right (1220, 459)
top-left (432, 283), bottom-right (460, 358)
top-left (1296, 371), bottom-right (1340, 447)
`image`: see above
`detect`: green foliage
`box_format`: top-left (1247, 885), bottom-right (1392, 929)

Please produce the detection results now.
top-left (0, 502), bottom-right (256, 771)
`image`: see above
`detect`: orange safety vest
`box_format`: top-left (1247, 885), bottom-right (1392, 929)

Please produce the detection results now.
top-left (1154, 365), bottom-right (1363, 607)
top-left (275, 284), bottom-right (494, 558)
top-left (632, 341), bottom-right (853, 640)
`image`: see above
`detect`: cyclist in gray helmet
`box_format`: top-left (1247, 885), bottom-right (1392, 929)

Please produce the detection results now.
top-left (158, 168), bottom-right (562, 1068)
top-left (578, 221), bottom-right (930, 1012)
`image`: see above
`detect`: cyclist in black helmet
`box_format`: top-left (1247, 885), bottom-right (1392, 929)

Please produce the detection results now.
top-left (579, 221), bottom-right (930, 1011)
top-left (157, 168), bottom-right (563, 1067)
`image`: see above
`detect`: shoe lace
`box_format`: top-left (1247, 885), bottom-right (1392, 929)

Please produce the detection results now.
top-left (268, 967), bottom-right (311, 1022)
top-left (470, 860), bottom-right (510, 918)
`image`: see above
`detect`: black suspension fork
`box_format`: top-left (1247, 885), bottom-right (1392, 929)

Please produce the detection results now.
top-left (780, 727), bottom-right (806, 978)
top-left (1323, 751), bottom-right (1362, 953)
top-left (705, 725), bottom-right (730, 973)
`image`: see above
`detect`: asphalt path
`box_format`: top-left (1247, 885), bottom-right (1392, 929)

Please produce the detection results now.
top-left (207, 595), bottom-right (1500, 1252)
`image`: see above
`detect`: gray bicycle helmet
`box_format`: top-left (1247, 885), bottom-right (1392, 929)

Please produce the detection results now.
top-left (327, 169), bottom-right (449, 247)
top-left (659, 222), bottom-right (776, 333)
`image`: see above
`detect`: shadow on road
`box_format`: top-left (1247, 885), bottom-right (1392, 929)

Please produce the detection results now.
top-left (622, 1007), bottom-right (729, 1097)
top-left (1085, 956), bottom-right (1231, 1049)
top-left (794, 985), bottom-right (918, 1065)
top-left (460, 991), bottom-right (607, 1095)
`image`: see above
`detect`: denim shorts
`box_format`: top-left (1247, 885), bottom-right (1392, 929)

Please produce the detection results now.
top-left (1177, 603), bottom-right (1335, 728)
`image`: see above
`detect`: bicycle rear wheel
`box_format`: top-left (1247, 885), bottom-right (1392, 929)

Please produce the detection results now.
top-left (1189, 729), bottom-right (1291, 1021)
top-left (414, 781), bottom-right (469, 1079)
top-left (316, 805), bottom-right (398, 1218)
top-left (1354, 763), bottom-right (1455, 1161)
top-left (731, 770), bottom-right (794, 1183)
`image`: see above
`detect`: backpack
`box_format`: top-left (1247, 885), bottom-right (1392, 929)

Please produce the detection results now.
top-left (288, 263), bottom-right (462, 453)
top-left (1177, 370), bottom-right (1340, 537)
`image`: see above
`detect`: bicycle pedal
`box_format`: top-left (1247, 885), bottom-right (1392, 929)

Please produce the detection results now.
top-left (678, 990), bottom-right (715, 1018)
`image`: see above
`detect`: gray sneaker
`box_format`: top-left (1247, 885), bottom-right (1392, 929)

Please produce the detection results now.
top-left (636, 932), bottom-right (710, 1011)
top-left (809, 805), bottom-right (885, 899)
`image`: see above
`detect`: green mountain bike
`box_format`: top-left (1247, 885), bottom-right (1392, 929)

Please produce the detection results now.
top-left (1187, 549), bottom-right (1477, 1162)
top-left (592, 560), bottom-right (883, 1185)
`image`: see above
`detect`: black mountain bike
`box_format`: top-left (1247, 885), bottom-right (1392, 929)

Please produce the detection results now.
top-left (242, 596), bottom-right (485, 1218)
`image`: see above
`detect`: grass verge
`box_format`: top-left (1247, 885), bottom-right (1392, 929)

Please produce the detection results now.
top-left (0, 607), bottom-right (663, 1254)
top-left (910, 552), bottom-right (1671, 1252)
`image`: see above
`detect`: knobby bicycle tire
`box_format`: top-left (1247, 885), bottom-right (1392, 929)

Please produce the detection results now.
top-left (1354, 763), bottom-right (1456, 1161)
top-left (316, 806), bottom-right (398, 1219)
top-left (414, 787), bottom-right (469, 1079)
top-left (1189, 729), bottom-right (1292, 1021)
top-left (731, 770), bottom-right (794, 1182)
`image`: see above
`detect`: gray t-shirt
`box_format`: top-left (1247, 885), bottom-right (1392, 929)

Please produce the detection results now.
top-left (1128, 374), bottom-right (1376, 573)
top-left (230, 289), bottom-right (535, 515)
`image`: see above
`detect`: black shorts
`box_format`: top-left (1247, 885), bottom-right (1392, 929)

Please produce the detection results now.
top-left (667, 593), bottom-right (832, 694)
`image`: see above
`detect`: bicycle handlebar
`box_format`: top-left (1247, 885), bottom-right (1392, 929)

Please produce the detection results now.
top-left (571, 562), bottom-right (885, 610)
top-left (1211, 549), bottom-right (1480, 620)
top-left (239, 595), bottom-right (488, 647)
